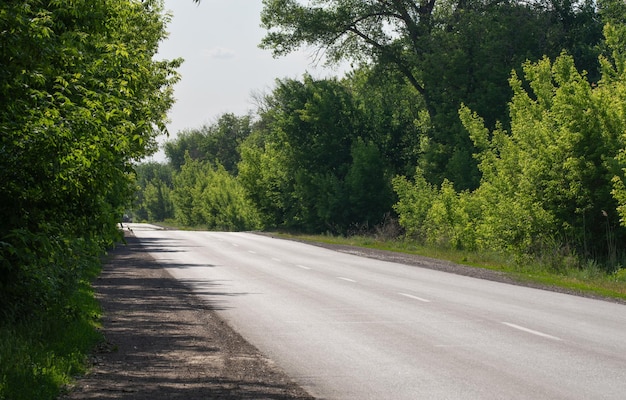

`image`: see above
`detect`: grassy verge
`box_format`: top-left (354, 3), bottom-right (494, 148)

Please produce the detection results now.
top-left (0, 264), bottom-right (103, 400)
top-left (274, 232), bottom-right (626, 302)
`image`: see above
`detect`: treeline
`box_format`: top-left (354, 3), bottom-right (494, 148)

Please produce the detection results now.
top-left (136, 0), bottom-right (626, 272)
top-left (0, 0), bottom-right (179, 398)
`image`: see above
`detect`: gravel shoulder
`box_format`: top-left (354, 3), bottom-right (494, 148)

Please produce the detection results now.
top-left (62, 233), bottom-right (313, 400)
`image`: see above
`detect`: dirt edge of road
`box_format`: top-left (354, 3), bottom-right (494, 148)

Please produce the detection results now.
top-left (61, 232), bottom-right (314, 400)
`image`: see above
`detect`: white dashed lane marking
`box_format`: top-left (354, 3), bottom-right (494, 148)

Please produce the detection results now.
top-left (226, 243), bottom-right (565, 345)
top-left (398, 292), bottom-right (431, 303)
top-left (502, 322), bottom-right (562, 341)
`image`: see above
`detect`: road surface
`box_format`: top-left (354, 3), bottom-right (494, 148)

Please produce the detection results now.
top-left (127, 223), bottom-right (626, 399)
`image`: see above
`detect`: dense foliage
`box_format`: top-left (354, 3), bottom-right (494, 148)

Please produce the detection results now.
top-left (260, 0), bottom-right (605, 189)
top-left (136, 0), bottom-right (626, 275)
top-left (0, 0), bottom-right (179, 397)
top-left (0, 0), bottom-right (179, 320)
top-left (238, 75), bottom-right (395, 232)
top-left (135, 114), bottom-right (261, 231)
top-left (164, 113), bottom-right (252, 173)
top-left (171, 157), bottom-right (262, 231)
top-left (133, 162), bottom-right (175, 222)
top-left (395, 25), bottom-right (626, 270)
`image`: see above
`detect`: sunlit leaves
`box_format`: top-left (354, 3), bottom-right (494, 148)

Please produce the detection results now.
top-left (260, 0), bottom-right (606, 189)
top-left (0, 0), bottom-right (179, 320)
top-left (164, 114), bottom-right (252, 173)
top-left (456, 51), bottom-right (622, 260)
top-left (170, 157), bottom-right (262, 231)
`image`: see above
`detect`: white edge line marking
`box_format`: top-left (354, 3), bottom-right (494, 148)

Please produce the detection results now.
top-left (296, 265), bottom-right (311, 270)
top-left (502, 322), bottom-right (562, 341)
top-left (231, 243), bottom-right (239, 247)
top-left (272, 257), bottom-right (282, 262)
top-left (248, 250), bottom-right (257, 254)
top-left (337, 277), bottom-right (357, 283)
top-left (398, 292), bottom-right (431, 303)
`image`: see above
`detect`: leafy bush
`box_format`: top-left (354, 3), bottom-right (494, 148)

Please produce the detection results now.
top-left (392, 171), bottom-right (436, 241)
top-left (0, 237), bottom-right (103, 400)
top-left (395, 25), bottom-right (626, 271)
top-left (171, 157), bottom-right (262, 231)
top-left (0, 0), bottom-right (179, 397)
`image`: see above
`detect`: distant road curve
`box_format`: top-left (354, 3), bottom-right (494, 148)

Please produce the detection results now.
top-left (128, 223), bottom-right (626, 400)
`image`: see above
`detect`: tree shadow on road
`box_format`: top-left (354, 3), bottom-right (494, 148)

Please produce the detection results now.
top-left (62, 234), bottom-right (313, 400)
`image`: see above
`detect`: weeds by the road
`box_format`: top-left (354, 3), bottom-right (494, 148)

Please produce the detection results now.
top-left (0, 265), bottom-right (102, 400)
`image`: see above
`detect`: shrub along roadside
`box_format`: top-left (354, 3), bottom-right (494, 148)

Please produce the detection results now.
top-left (390, 23), bottom-right (626, 275)
top-left (0, 0), bottom-right (179, 398)
top-left (0, 239), bottom-right (104, 400)
top-left (170, 157), bottom-right (262, 231)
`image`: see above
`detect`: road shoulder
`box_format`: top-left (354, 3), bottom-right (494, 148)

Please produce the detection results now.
top-left (62, 233), bottom-right (313, 400)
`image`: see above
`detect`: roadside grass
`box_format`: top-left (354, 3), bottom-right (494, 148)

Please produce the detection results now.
top-left (0, 264), bottom-right (103, 400)
top-left (274, 232), bottom-right (626, 302)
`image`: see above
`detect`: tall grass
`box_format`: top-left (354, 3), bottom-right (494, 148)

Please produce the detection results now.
top-left (0, 263), bottom-right (102, 400)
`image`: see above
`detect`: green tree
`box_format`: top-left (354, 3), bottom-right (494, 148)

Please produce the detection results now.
top-left (170, 156), bottom-right (261, 230)
top-left (344, 138), bottom-right (394, 229)
top-left (260, 0), bottom-right (604, 189)
top-left (459, 51), bottom-right (623, 262)
top-left (240, 75), bottom-right (394, 232)
top-left (164, 113), bottom-right (252, 173)
top-left (392, 170), bottom-right (436, 241)
top-left (164, 129), bottom-right (210, 171)
top-left (133, 162), bottom-right (175, 221)
top-left (197, 164), bottom-right (262, 231)
top-left (0, 1), bottom-right (179, 396)
top-left (600, 21), bottom-right (626, 233)
top-left (240, 76), bottom-right (358, 231)
top-left (0, 0), bottom-right (180, 319)
top-left (142, 179), bottom-right (173, 222)
top-left (238, 132), bottom-right (296, 228)
top-left (346, 66), bottom-right (429, 177)
top-left (171, 154), bottom-right (205, 226)
top-left (394, 21), bottom-right (626, 268)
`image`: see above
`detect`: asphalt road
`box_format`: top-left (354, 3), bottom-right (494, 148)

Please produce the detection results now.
top-left (127, 223), bottom-right (626, 400)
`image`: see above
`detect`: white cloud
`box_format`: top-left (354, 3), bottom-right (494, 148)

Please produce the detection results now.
top-left (154, 0), bottom-right (349, 149)
top-left (204, 47), bottom-right (237, 60)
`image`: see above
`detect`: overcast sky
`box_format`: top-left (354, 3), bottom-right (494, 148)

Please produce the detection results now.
top-left (152, 0), bottom-right (348, 160)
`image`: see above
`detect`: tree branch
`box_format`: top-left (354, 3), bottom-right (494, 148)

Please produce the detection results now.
top-left (346, 26), bottom-right (425, 97)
